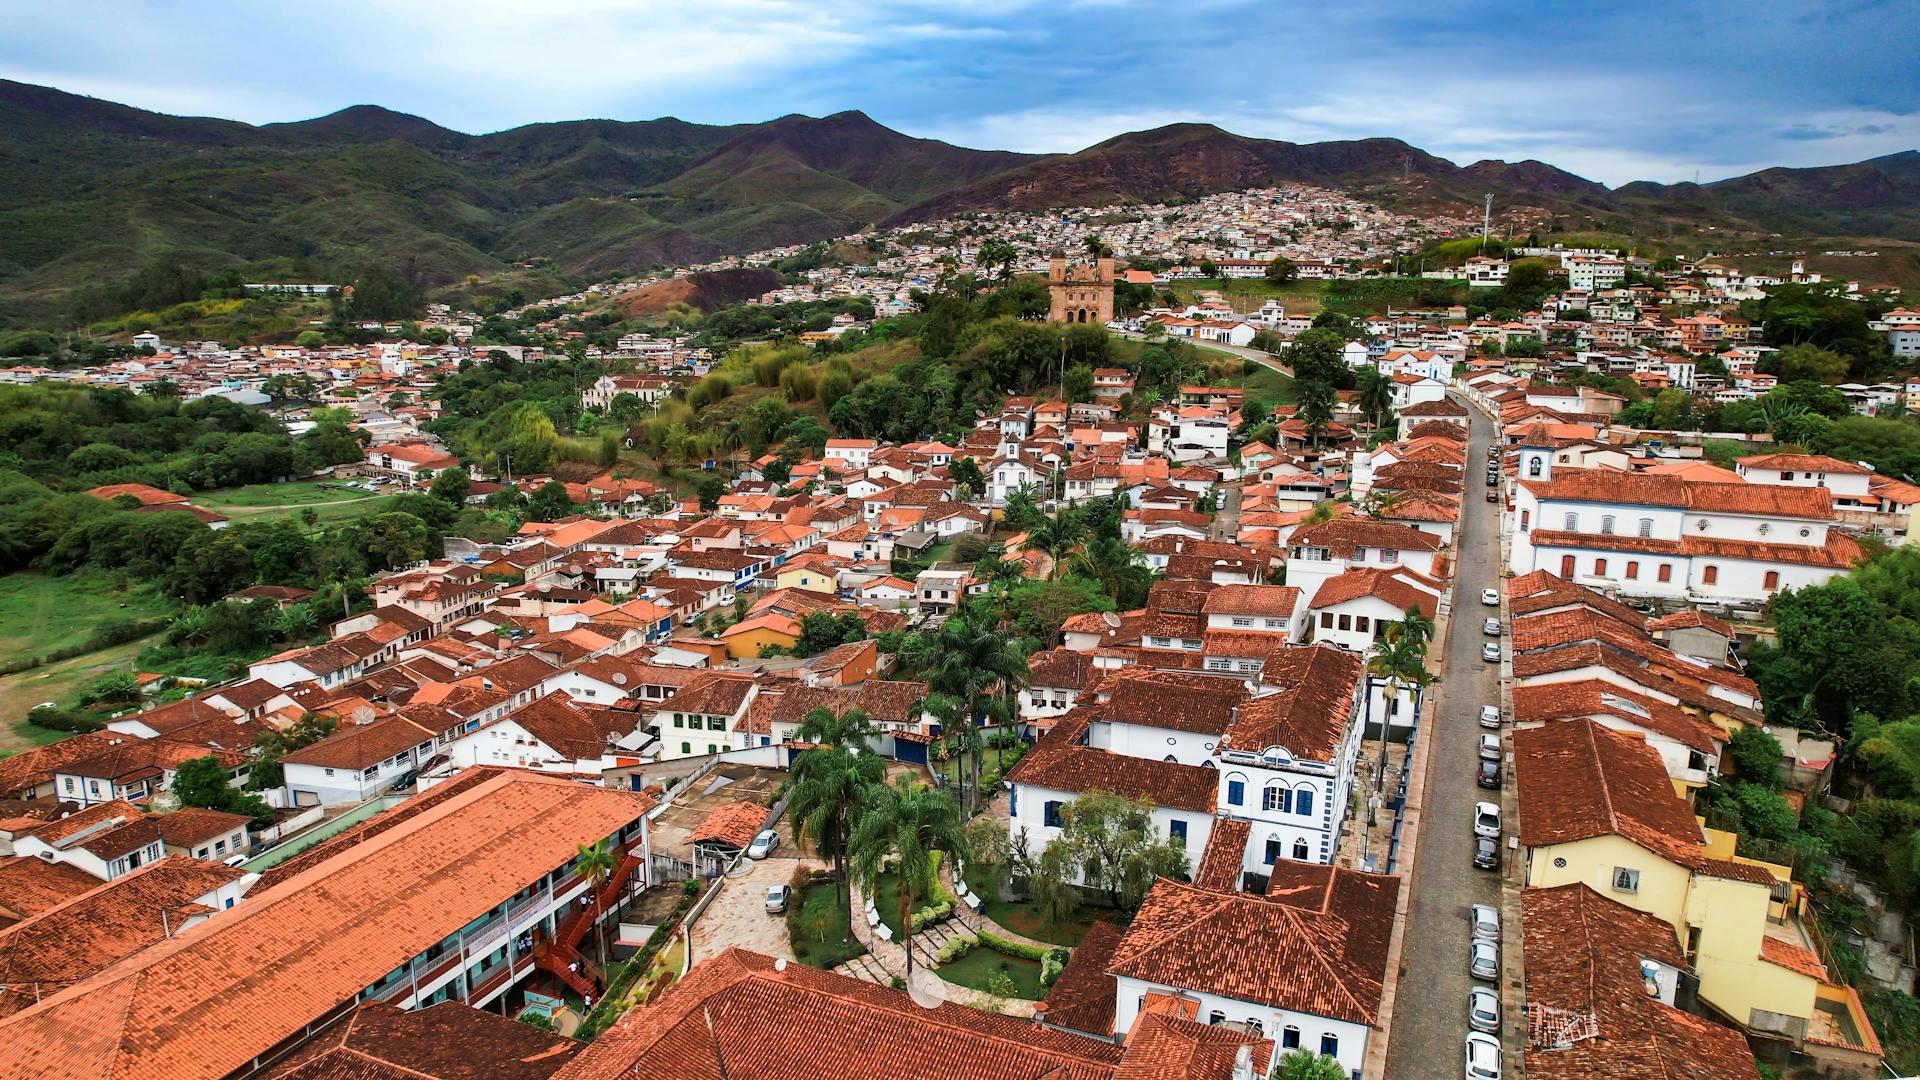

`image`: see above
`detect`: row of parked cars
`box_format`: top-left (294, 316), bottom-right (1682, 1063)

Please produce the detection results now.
top-left (1466, 902), bottom-right (1503, 1077)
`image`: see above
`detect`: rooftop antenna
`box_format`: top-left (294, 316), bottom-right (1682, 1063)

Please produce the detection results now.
top-left (1480, 194), bottom-right (1494, 254)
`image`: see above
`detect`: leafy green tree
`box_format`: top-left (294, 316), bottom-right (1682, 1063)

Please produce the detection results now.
top-left (1062, 365), bottom-right (1094, 404)
top-left (695, 473), bottom-right (727, 512)
top-left (1283, 329), bottom-right (1350, 388)
top-left (1028, 512), bottom-right (1087, 580)
top-left (1265, 256), bottom-right (1298, 283)
top-left (169, 532), bottom-right (256, 605)
top-left (1761, 344), bottom-right (1850, 384)
top-left (948, 455), bottom-right (986, 500)
top-left (172, 754), bottom-right (272, 824)
top-left (247, 712), bottom-right (339, 790)
top-left (348, 262), bottom-right (423, 321)
top-left (429, 467), bottom-right (469, 507)
top-left (977, 238), bottom-right (1018, 281)
top-left (525, 480), bottom-right (573, 522)
top-left (848, 775), bottom-right (970, 976)
top-left (1296, 381), bottom-right (1336, 447)
top-left (1353, 367), bottom-right (1394, 429)
top-left (361, 511), bottom-right (431, 570)
top-left (1038, 791), bottom-right (1189, 913)
top-left (1727, 726), bottom-right (1783, 791)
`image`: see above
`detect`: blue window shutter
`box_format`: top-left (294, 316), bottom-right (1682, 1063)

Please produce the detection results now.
top-left (1263, 838), bottom-right (1280, 865)
top-left (1169, 819), bottom-right (1187, 841)
top-left (1227, 780), bottom-right (1244, 806)
top-left (1281, 787), bottom-right (1294, 814)
top-left (1009, 785), bottom-right (1018, 816)
top-left (1296, 788), bottom-right (1314, 816)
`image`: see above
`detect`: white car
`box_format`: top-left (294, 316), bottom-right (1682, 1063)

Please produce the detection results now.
top-left (1465, 1031), bottom-right (1502, 1079)
top-left (1478, 733), bottom-right (1502, 761)
top-left (1481, 642), bottom-right (1501, 663)
top-left (1473, 801), bottom-right (1501, 839)
top-left (1478, 705), bottom-right (1501, 728)
top-left (1470, 902), bottom-right (1500, 941)
top-left (765, 883), bottom-right (790, 913)
top-left (1482, 617), bottom-right (1501, 637)
top-left (1468, 986), bottom-right (1500, 1034)
top-left (1480, 588), bottom-right (1499, 606)
top-left (746, 829), bottom-right (779, 860)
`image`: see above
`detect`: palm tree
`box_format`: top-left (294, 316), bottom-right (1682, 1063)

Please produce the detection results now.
top-left (1367, 633), bottom-right (1432, 794)
top-left (789, 744), bottom-right (886, 913)
top-left (848, 775), bottom-right (971, 977)
top-left (1272, 1049), bottom-right (1348, 1080)
top-left (1390, 605), bottom-right (1436, 654)
top-left (1297, 383), bottom-right (1336, 448)
top-left (921, 691), bottom-right (978, 811)
top-left (575, 839), bottom-right (618, 969)
top-left (1354, 367), bottom-right (1394, 430)
top-left (928, 615), bottom-right (1033, 809)
top-left (795, 706), bottom-right (878, 750)
top-left (1082, 234), bottom-right (1108, 259)
top-left (1028, 512), bottom-right (1087, 580)
top-left (1071, 534), bottom-right (1154, 610)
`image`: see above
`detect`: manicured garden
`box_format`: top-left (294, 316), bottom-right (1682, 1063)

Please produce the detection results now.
top-left (935, 947), bottom-right (1046, 999)
top-left (962, 863), bottom-right (1093, 947)
top-left (787, 881), bottom-right (866, 970)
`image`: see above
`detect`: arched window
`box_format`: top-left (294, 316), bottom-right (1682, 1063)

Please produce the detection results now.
top-left (1281, 1026), bottom-right (1301, 1049)
top-left (1657, 564), bottom-right (1672, 583)
top-left (1292, 838), bottom-right (1310, 860)
top-left (1208, 1010), bottom-right (1226, 1025)
top-left (1295, 787), bottom-right (1315, 816)
top-left (1263, 837), bottom-right (1281, 865)
top-left (1226, 773), bottom-right (1246, 806)
top-left (1764, 570), bottom-right (1780, 591)
top-left (1600, 515), bottom-right (1616, 535)
top-left (1320, 1034), bottom-right (1339, 1058)
top-left (1702, 564), bottom-right (1719, 585)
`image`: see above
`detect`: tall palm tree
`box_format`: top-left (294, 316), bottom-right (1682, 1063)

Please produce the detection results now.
top-left (788, 744), bottom-right (885, 913)
top-left (1071, 534), bottom-right (1154, 610)
top-left (1366, 634), bottom-right (1432, 793)
top-left (1388, 605), bottom-right (1436, 654)
top-left (1028, 512), bottom-right (1087, 580)
top-left (1354, 367), bottom-right (1394, 430)
top-left (575, 839), bottom-right (618, 969)
top-left (921, 691), bottom-right (978, 811)
top-left (1298, 383), bottom-right (1335, 448)
top-left (848, 775), bottom-right (971, 977)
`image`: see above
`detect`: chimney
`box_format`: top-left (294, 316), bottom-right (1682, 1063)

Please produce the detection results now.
top-left (1231, 1045), bottom-right (1254, 1080)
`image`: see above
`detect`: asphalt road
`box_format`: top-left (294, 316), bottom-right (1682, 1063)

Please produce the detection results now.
top-left (1383, 394), bottom-right (1506, 1080)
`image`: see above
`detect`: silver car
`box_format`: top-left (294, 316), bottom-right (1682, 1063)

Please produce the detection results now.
top-left (1481, 642), bottom-right (1501, 663)
top-left (765, 883), bottom-right (790, 914)
top-left (1470, 902), bottom-right (1500, 941)
top-left (1478, 733), bottom-right (1501, 761)
top-left (1468, 986), bottom-right (1500, 1034)
top-left (1482, 617), bottom-right (1501, 636)
top-left (1478, 705), bottom-right (1501, 728)
top-left (1469, 937), bottom-right (1498, 981)
top-left (1465, 1031), bottom-right (1501, 1079)
top-left (747, 829), bottom-right (779, 860)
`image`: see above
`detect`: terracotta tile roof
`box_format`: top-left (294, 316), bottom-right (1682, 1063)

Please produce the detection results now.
top-left (557, 948), bottom-right (1126, 1080)
top-left (252, 769), bottom-right (503, 890)
top-left (282, 714), bottom-right (436, 771)
top-left (1111, 998), bottom-right (1272, 1080)
top-left (1192, 819), bottom-right (1250, 893)
top-left (1306, 565), bottom-right (1440, 617)
top-left (763, 680), bottom-right (930, 728)
top-left (0, 772), bottom-right (655, 1080)
top-left (1262, 861), bottom-right (1401, 982)
top-left (499, 692), bottom-right (633, 761)
top-left (1506, 570), bottom-right (1648, 628)
top-left (1107, 876), bottom-right (1393, 1026)
top-left (1289, 517), bottom-right (1441, 555)
top-left (1007, 712), bottom-right (1218, 813)
top-left (259, 1001), bottom-right (580, 1080)
top-left (1101, 670), bottom-right (1249, 736)
top-left (1514, 719), bottom-right (1705, 866)
top-left (0, 857), bottom-right (245, 1017)
top-left (1647, 610), bottom-right (1734, 636)
top-left (1735, 453), bottom-right (1870, 475)
top-left (1511, 680), bottom-right (1723, 755)
top-left (656, 671), bottom-right (758, 718)
top-left (150, 807), bottom-right (251, 849)
top-left (1028, 648), bottom-right (1098, 691)
top-left (0, 859), bottom-right (100, 923)
top-left (690, 801), bottom-right (767, 850)
top-left (1198, 584), bottom-right (1299, 616)
top-left (1758, 934), bottom-right (1828, 981)
top-left (1520, 467), bottom-right (1835, 520)
top-left (0, 734), bottom-right (118, 798)
top-left (1522, 884), bottom-right (1760, 1080)
top-left (1035, 919), bottom-right (1123, 1036)
top-left (1220, 645), bottom-right (1363, 760)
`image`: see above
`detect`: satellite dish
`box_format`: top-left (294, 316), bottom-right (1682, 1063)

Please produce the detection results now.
top-left (906, 965), bottom-right (946, 1009)
top-left (611, 673), bottom-right (628, 686)
top-left (1101, 612), bottom-right (1121, 629)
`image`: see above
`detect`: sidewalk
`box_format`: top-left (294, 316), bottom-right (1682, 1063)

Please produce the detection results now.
top-left (840, 878), bottom-right (1039, 1017)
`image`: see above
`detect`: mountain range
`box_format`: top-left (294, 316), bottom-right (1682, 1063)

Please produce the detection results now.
top-left (3, 78), bottom-right (1917, 325)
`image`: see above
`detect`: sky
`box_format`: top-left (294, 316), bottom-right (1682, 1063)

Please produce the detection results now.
top-left (4, 0), bottom-right (1917, 186)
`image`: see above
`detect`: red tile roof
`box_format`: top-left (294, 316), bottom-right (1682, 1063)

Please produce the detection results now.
top-left (689, 801), bottom-right (766, 850)
top-left (0, 772), bottom-right (655, 1080)
top-left (1520, 468), bottom-right (1835, 520)
top-left (1107, 873), bottom-right (1396, 1026)
top-left (1514, 719), bottom-right (1705, 867)
top-left (259, 1001), bottom-right (580, 1080)
top-left (1220, 645), bottom-right (1363, 760)
top-left (1007, 712), bottom-right (1218, 813)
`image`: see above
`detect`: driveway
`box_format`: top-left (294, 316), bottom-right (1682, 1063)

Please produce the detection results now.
top-left (1212, 479), bottom-right (1243, 541)
top-left (1383, 394), bottom-right (1506, 1079)
top-left (687, 854), bottom-right (815, 964)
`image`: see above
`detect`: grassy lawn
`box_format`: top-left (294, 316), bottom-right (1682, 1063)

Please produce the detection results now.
top-left (0, 571), bottom-right (175, 660)
top-left (196, 481), bottom-right (394, 524)
top-left (1242, 363), bottom-right (1298, 405)
top-left (1170, 277), bottom-right (1327, 312)
top-left (0, 636), bottom-right (155, 754)
top-left (961, 866), bottom-right (1093, 948)
top-left (787, 882), bottom-right (866, 969)
top-left (936, 948), bottom-right (1046, 999)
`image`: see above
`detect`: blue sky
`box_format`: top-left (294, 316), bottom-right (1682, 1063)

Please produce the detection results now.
top-left (4, 0), bottom-right (1916, 185)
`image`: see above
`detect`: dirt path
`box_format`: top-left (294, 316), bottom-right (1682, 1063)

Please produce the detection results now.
top-left (0, 637), bottom-right (156, 754)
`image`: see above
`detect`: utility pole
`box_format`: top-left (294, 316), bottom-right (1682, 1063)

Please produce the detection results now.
top-left (1480, 194), bottom-right (1494, 254)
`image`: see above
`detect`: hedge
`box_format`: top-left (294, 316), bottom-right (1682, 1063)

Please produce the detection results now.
top-left (975, 930), bottom-right (1051, 962)
top-left (934, 930), bottom-right (978, 964)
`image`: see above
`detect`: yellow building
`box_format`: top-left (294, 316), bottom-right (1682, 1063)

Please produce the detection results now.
top-left (775, 564), bottom-right (837, 595)
top-left (716, 613), bottom-right (801, 660)
top-left (1516, 719), bottom-right (1879, 1069)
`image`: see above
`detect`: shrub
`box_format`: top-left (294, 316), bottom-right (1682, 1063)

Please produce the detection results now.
top-left (935, 931), bottom-right (977, 964)
top-left (985, 970), bottom-right (1018, 998)
top-left (1040, 948), bottom-right (1069, 987)
top-left (908, 900), bottom-right (954, 934)
top-left (976, 930), bottom-right (1051, 962)
top-left (23, 706), bottom-right (105, 733)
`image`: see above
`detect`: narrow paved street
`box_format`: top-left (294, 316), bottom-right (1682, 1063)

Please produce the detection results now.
top-left (1383, 394), bottom-right (1505, 1079)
